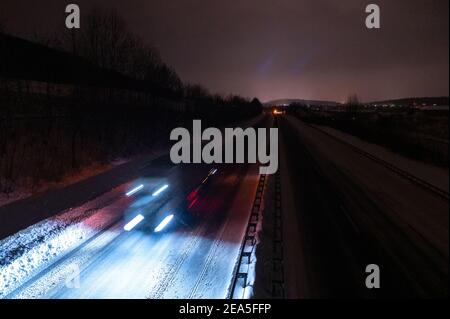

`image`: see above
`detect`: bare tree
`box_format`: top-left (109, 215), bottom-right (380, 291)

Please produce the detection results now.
top-left (346, 93), bottom-right (361, 114)
top-left (53, 8), bottom-right (184, 97)
top-left (184, 84), bottom-right (210, 100)
top-left (0, 18), bottom-right (5, 33)
top-left (346, 93), bottom-right (360, 105)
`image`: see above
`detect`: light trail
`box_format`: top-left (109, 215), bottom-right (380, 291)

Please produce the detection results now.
top-left (126, 185), bottom-right (144, 197)
top-left (154, 214), bottom-right (174, 232)
top-left (124, 214), bottom-right (145, 231)
top-left (152, 184), bottom-right (169, 197)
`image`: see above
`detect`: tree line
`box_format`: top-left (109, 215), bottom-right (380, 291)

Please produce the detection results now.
top-left (0, 9), bottom-right (262, 196)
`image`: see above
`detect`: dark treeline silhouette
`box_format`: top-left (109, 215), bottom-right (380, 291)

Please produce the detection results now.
top-left (0, 9), bottom-right (262, 195)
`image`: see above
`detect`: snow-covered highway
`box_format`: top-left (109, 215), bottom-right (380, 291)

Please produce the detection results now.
top-left (1, 162), bottom-right (260, 299)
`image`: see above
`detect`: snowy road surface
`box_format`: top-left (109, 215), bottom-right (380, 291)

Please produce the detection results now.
top-left (276, 115), bottom-right (448, 298)
top-left (1, 162), bottom-right (260, 299)
top-left (2, 113), bottom-right (447, 299)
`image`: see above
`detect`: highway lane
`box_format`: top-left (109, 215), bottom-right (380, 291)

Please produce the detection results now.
top-left (277, 114), bottom-right (448, 298)
top-left (5, 112), bottom-right (446, 299)
top-left (6, 162), bottom-right (260, 299)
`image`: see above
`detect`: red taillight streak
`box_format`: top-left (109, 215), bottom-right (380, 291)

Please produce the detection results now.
top-left (188, 198), bottom-right (199, 209)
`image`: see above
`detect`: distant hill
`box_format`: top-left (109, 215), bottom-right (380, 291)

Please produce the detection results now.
top-left (264, 98), bottom-right (340, 107)
top-left (367, 97), bottom-right (449, 107)
top-left (265, 97), bottom-right (449, 108)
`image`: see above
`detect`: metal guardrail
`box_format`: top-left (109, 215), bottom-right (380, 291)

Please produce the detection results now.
top-left (229, 174), bottom-right (267, 299)
top-left (308, 124), bottom-right (449, 201)
top-left (272, 171), bottom-right (285, 298)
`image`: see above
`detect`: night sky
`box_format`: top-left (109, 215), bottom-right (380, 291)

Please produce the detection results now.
top-left (1, 0), bottom-right (448, 102)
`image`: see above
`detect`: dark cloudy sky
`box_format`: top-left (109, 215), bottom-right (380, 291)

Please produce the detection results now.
top-left (1, 0), bottom-right (448, 102)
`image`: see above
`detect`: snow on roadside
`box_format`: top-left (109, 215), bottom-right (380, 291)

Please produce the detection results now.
top-left (311, 124), bottom-right (449, 192)
top-left (232, 176), bottom-right (267, 300)
top-left (0, 186), bottom-right (128, 298)
top-left (0, 190), bottom-right (33, 210)
top-left (0, 161), bottom-right (121, 209)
